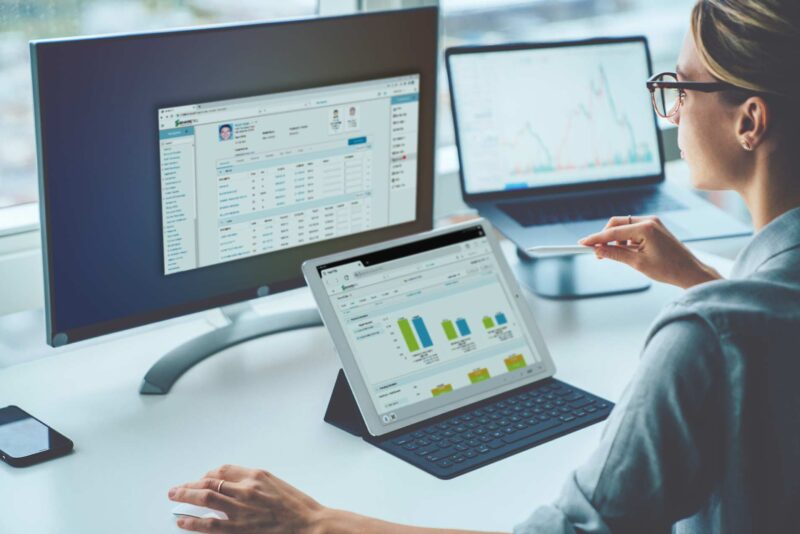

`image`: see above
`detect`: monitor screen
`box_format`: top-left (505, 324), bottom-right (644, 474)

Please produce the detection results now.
top-left (31, 8), bottom-right (438, 345)
top-left (158, 75), bottom-right (420, 275)
top-left (448, 39), bottom-right (662, 195)
top-left (317, 225), bottom-right (547, 427)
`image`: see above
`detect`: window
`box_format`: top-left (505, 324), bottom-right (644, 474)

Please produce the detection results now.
top-left (0, 0), bottom-right (317, 210)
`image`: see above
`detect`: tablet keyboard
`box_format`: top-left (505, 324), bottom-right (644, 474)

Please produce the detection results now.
top-left (373, 378), bottom-right (613, 479)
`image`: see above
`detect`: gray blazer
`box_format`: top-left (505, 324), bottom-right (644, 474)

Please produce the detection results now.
top-left (515, 206), bottom-right (800, 534)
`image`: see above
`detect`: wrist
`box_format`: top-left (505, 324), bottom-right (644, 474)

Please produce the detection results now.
top-left (683, 260), bottom-right (722, 289)
top-left (311, 507), bottom-right (360, 534)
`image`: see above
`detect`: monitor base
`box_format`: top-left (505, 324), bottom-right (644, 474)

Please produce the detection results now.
top-left (514, 248), bottom-right (651, 299)
top-left (139, 306), bottom-right (322, 395)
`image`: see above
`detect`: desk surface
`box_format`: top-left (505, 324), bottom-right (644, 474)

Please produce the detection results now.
top-left (0, 241), bottom-right (739, 534)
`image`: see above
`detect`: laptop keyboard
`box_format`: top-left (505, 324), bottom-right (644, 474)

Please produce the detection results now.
top-left (499, 189), bottom-right (685, 227)
top-left (374, 378), bottom-right (612, 479)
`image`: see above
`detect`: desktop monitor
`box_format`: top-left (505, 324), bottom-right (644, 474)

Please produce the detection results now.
top-left (30, 7), bottom-right (439, 393)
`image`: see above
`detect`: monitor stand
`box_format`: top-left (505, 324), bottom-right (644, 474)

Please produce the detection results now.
top-left (513, 248), bottom-right (651, 299)
top-left (139, 302), bottom-right (322, 395)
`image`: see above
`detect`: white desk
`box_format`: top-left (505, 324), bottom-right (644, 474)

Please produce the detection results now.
top-left (0, 241), bottom-right (739, 534)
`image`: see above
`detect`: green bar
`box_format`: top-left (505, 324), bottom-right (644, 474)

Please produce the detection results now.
top-left (468, 368), bottom-right (491, 383)
top-left (482, 316), bottom-right (495, 329)
top-left (398, 318), bottom-right (420, 352)
top-left (442, 320), bottom-right (458, 341)
top-left (431, 384), bottom-right (453, 396)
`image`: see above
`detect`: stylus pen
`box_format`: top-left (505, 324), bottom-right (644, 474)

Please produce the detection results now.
top-left (525, 245), bottom-right (595, 256)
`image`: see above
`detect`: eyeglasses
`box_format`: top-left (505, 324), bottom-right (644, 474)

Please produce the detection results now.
top-left (646, 72), bottom-right (736, 119)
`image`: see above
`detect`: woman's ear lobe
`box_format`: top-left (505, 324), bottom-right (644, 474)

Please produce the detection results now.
top-left (736, 96), bottom-right (769, 149)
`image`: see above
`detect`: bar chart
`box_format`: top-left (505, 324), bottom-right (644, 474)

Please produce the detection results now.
top-left (468, 368), bottom-right (491, 384)
top-left (431, 384), bottom-right (454, 396)
top-left (482, 312), bottom-right (508, 330)
top-left (397, 316), bottom-right (434, 353)
top-left (504, 353), bottom-right (527, 372)
top-left (442, 317), bottom-right (473, 341)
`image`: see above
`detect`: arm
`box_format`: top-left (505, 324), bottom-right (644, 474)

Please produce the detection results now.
top-left (515, 317), bottom-right (725, 534)
top-left (320, 509), bottom-right (506, 534)
top-left (169, 465), bottom-right (506, 534)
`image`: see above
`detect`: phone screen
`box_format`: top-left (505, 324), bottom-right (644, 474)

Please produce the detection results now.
top-left (0, 406), bottom-right (71, 459)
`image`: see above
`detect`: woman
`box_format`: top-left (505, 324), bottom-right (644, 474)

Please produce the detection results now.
top-left (169, 1), bottom-right (800, 532)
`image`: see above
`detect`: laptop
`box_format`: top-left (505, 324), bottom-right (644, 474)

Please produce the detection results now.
top-left (445, 36), bottom-right (751, 252)
top-left (302, 219), bottom-right (613, 479)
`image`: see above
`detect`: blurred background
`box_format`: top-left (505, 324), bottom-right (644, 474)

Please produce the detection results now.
top-left (0, 0), bottom-right (696, 209)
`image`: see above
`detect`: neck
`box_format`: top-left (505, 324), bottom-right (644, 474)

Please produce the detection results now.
top-left (738, 147), bottom-right (800, 231)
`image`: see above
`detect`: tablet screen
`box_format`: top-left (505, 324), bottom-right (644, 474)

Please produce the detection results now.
top-left (316, 225), bottom-right (547, 428)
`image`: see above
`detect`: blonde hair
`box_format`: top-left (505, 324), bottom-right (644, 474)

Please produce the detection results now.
top-left (691, 0), bottom-right (800, 97)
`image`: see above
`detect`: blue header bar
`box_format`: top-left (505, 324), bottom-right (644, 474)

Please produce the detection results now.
top-left (390, 93), bottom-right (419, 105)
top-left (159, 126), bottom-right (195, 140)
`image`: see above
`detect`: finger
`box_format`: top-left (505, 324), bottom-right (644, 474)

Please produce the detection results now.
top-left (595, 244), bottom-right (641, 268)
top-left (176, 516), bottom-right (233, 533)
top-left (176, 478), bottom-right (250, 499)
top-left (178, 478), bottom-right (221, 491)
top-left (579, 221), bottom-right (650, 246)
top-left (169, 488), bottom-right (241, 516)
top-left (205, 464), bottom-right (255, 483)
top-left (602, 215), bottom-right (657, 230)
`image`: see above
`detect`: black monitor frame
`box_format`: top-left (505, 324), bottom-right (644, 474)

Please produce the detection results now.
top-left (31, 7), bottom-right (439, 347)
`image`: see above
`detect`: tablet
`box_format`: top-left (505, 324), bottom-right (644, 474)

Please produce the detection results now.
top-left (302, 219), bottom-right (557, 437)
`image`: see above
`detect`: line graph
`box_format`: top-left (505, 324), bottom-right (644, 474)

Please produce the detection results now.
top-left (450, 42), bottom-right (661, 193)
top-left (503, 65), bottom-right (653, 178)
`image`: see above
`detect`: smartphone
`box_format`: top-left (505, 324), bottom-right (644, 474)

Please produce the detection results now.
top-left (0, 406), bottom-right (73, 467)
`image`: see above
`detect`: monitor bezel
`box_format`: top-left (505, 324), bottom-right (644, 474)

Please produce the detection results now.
top-left (30, 7), bottom-right (438, 346)
top-left (445, 35), bottom-right (666, 203)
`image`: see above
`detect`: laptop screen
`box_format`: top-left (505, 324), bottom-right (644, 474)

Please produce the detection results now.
top-left (448, 39), bottom-right (662, 195)
top-left (316, 225), bottom-right (548, 427)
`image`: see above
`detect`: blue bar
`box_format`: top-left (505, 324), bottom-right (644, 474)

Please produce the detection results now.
top-left (503, 182), bottom-right (529, 190)
top-left (412, 316), bottom-right (433, 348)
top-left (495, 312), bottom-right (507, 325)
top-left (390, 93), bottom-right (419, 105)
top-left (348, 136), bottom-right (367, 146)
top-left (159, 126), bottom-right (195, 140)
top-left (456, 318), bottom-right (471, 336)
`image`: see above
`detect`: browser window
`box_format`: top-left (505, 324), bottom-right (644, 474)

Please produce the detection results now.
top-left (157, 74), bottom-right (420, 275)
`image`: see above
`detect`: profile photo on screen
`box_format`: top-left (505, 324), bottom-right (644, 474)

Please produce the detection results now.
top-left (218, 123), bottom-right (233, 141)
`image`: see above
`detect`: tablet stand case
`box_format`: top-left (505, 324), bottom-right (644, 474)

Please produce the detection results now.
top-left (323, 368), bottom-right (614, 480)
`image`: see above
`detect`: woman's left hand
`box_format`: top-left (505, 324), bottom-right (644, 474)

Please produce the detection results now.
top-left (169, 464), bottom-right (327, 533)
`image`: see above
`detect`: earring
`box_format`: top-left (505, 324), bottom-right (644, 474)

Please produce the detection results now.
top-left (741, 140), bottom-right (752, 151)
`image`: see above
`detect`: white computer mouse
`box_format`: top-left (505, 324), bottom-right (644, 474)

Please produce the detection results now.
top-left (172, 503), bottom-right (229, 520)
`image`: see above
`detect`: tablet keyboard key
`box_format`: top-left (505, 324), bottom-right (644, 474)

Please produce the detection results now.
top-left (501, 419), bottom-right (561, 444)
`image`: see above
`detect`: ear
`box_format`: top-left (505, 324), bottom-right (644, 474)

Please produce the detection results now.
top-left (736, 96), bottom-right (769, 150)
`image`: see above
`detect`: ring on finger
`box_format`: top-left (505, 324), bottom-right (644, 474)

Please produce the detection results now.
top-left (217, 480), bottom-right (225, 494)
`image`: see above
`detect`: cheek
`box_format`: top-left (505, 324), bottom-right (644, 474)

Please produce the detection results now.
top-left (677, 104), bottom-right (735, 190)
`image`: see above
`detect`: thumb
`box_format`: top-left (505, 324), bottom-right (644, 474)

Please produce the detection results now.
top-left (595, 244), bottom-right (640, 268)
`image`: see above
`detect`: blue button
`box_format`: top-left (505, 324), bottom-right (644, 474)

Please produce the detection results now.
top-left (348, 136), bottom-right (367, 146)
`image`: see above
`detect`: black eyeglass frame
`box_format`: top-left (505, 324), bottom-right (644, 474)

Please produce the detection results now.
top-left (646, 71), bottom-right (738, 117)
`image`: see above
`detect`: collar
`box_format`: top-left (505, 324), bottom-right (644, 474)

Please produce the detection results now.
top-left (730, 206), bottom-right (800, 279)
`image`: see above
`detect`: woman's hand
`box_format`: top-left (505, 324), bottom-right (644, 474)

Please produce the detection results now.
top-left (169, 465), bottom-right (327, 533)
top-left (578, 216), bottom-right (721, 289)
